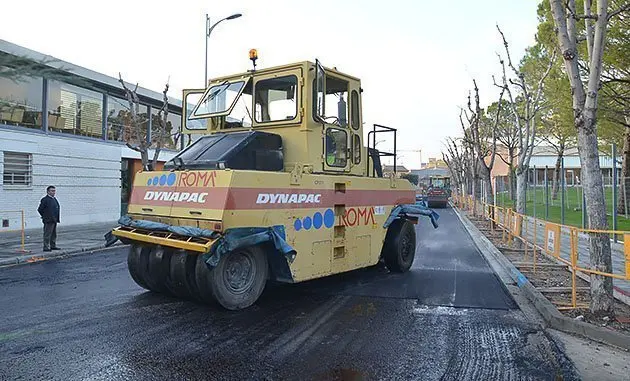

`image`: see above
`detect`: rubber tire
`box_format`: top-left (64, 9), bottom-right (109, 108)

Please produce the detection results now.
top-left (169, 251), bottom-right (200, 300)
top-left (382, 219), bottom-right (416, 273)
top-left (144, 246), bottom-right (171, 294)
top-left (128, 244), bottom-right (151, 290)
top-left (195, 246), bottom-right (268, 310)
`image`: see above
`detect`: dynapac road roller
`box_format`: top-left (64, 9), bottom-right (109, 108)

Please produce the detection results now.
top-left (107, 55), bottom-right (438, 310)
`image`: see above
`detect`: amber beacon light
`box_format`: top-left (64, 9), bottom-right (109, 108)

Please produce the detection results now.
top-left (249, 49), bottom-right (258, 69)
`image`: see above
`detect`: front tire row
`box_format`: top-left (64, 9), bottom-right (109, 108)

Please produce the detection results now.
top-left (127, 220), bottom-right (416, 310)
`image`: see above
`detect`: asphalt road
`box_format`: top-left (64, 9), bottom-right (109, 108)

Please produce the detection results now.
top-left (0, 207), bottom-right (578, 381)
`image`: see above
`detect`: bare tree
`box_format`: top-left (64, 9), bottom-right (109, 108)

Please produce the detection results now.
top-left (442, 152), bottom-right (459, 193)
top-left (118, 73), bottom-right (170, 171)
top-left (459, 111), bottom-right (480, 199)
top-left (464, 79), bottom-right (506, 206)
top-left (444, 138), bottom-right (467, 196)
top-left (151, 81), bottom-right (170, 171)
top-left (494, 99), bottom-right (519, 201)
top-left (442, 138), bottom-right (467, 194)
top-left (548, 0), bottom-right (630, 316)
top-left (495, 25), bottom-right (556, 215)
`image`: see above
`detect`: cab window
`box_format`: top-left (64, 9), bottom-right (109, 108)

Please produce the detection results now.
top-left (352, 134), bottom-right (361, 164)
top-left (313, 75), bottom-right (349, 127)
top-left (226, 80), bottom-right (253, 128)
top-left (325, 128), bottom-right (347, 167)
top-left (254, 75), bottom-right (297, 123)
top-left (324, 77), bottom-right (348, 127)
top-left (351, 90), bottom-right (360, 130)
top-left (190, 81), bottom-right (245, 119)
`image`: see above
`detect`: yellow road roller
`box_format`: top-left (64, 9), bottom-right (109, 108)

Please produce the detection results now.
top-left (107, 56), bottom-right (438, 310)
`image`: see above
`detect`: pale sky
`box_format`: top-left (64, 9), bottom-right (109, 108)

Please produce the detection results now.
top-left (1, 0), bottom-right (538, 169)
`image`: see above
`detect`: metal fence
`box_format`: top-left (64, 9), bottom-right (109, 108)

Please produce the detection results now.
top-left (453, 195), bottom-right (630, 310)
top-left (494, 171), bottom-right (630, 238)
top-left (0, 210), bottom-right (28, 253)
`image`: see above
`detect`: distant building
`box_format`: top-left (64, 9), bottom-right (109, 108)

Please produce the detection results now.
top-left (382, 164), bottom-right (410, 178)
top-left (420, 157), bottom-right (448, 169)
top-left (490, 145), bottom-right (621, 192)
top-left (0, 39), bottom-right (184, 231)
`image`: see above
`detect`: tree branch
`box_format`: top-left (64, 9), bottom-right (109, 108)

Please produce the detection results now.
top-left (151, 79), bottom-right (170, 168)
top-left (126, 142), bottom-right (142, 153)
top-left (565, 0), bottom-right (599, 20)
top-left (608, 3), bottom-right (630, 20)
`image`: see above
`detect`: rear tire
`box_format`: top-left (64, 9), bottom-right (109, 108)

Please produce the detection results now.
top-left (169, 251), bottom-right (200, 300)
top-left (195, 246), bottom-right (268, 310)
top-left (128, 244), bottom-right (150, 290)
top-left (382, 219), bottom-right (416, 273)
top-left (145, 246), bottom-right (171, 294)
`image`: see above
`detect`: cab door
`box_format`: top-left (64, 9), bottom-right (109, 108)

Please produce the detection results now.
top-left (314, 60), bottom-right (351, 173)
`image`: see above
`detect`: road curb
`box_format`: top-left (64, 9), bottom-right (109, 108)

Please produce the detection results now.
top-left (0, 243), bottom-right (123, 267)
top-left (452, 206), bottom-right (630, 351)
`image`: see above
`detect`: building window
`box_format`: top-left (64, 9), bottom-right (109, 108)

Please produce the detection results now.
top-left (48, 81), bottom-right (104, 138)
top-left (106, 96), bottom-right (149, 144)
top-left (168, 112), bottom-right (182, 149)
top-left (255, 75), bottom-right (297, 123)
top-left (0, 71), bottom-right (43, 130)
top-left (2, 152), bottom-right (32, 186)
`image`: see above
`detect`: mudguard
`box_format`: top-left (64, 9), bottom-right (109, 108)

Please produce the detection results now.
top-left (384, 204), bottom-right (440, 229)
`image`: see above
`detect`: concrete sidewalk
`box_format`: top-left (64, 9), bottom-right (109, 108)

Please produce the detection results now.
top-left (0, 221), bottom-right (120, 266)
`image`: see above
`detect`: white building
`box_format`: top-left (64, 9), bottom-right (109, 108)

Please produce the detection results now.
top-left (0, 39), bottom-right (185, 231)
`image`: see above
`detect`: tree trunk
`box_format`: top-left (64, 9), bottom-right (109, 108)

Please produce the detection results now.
top-left (474, 175), bottom-right (482, 200)
top-left (618, 124), bottom-right (630, 215)
top-left (478, 161), bottom-right (494, 205)
top-left (510, 166), bottom-right (517, 207)
top-left (552, 152), bottom-right (563, 200)
top-left (578, 124), bottom-right (614, 316)
top-left (484, 175), bottom-right (494, 205)
top-left (141, 149), bottom-right (150, 171)
top-left (548, 0), bottom-right (613, 317)
top-left (515, 169), bottom-right (527, 214)
top-left (508, 148), bottom-right (515, 200)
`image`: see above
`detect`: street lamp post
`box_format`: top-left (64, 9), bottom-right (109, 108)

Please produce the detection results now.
top-left (204, 13), bottom-right (242, 87)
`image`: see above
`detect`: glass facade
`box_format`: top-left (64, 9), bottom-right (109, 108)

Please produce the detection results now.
top-left (167, 111), bottom-right (182, 148)
top-left (107, 96), bottom-right (148, 144)
top-left (0, 72), bottom-right (43, 130)
top-left (107, 96), bottom-right (130, 141)
top-left (0, 59), bottom-right (181, 151)
top-left (48, 81), bottom-right (103, 137)
top-left (150, 106), bottom-right (178, 149)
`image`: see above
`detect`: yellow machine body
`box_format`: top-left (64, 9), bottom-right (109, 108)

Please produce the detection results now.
top-left (112, 60), bottom-right (415, 283)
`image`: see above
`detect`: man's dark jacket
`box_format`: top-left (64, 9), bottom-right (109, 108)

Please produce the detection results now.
top-left (38, 196), bottom-right (60, 223)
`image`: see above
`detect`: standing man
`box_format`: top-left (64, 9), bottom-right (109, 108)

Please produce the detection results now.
top-left (37, 186), bottom-right (60, 252)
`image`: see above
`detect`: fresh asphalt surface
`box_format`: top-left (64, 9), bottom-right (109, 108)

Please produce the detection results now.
top-left (0, 207), bottom-right (578, 380)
